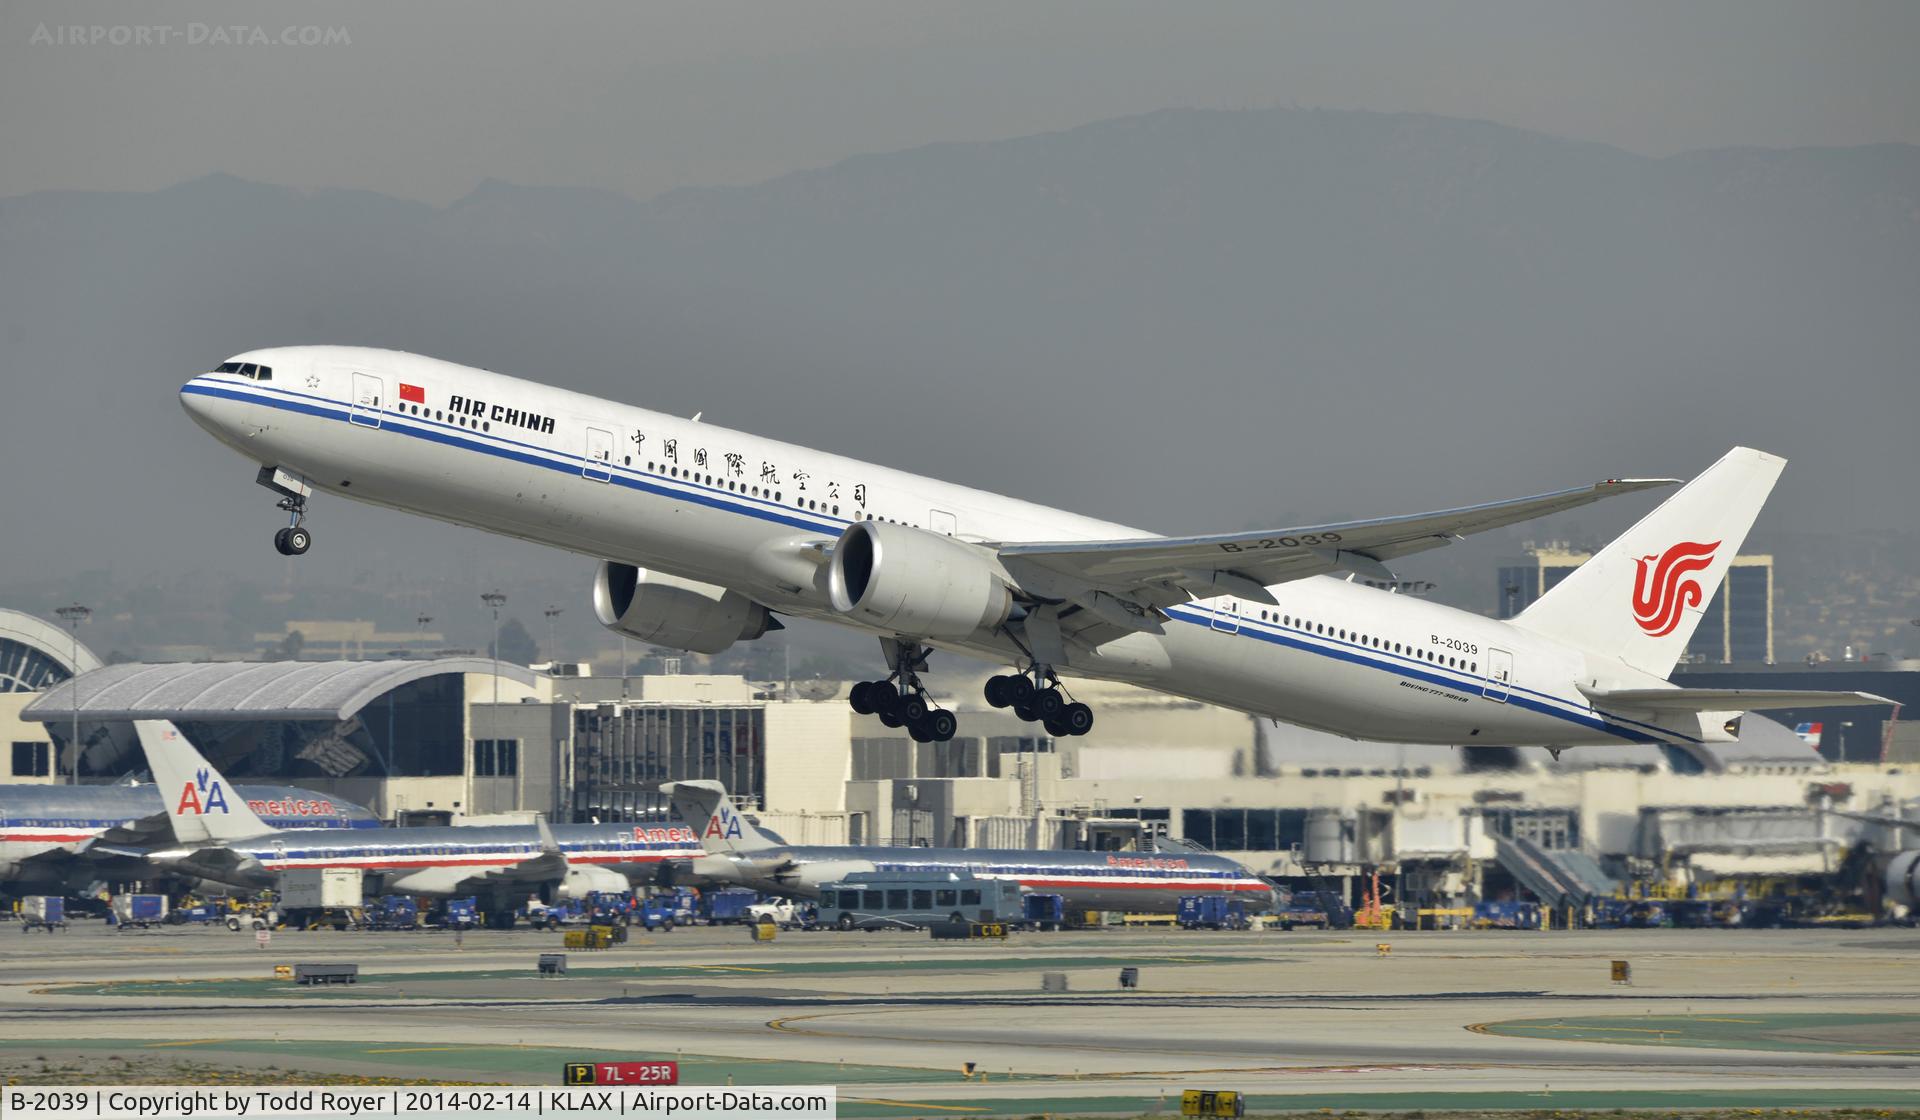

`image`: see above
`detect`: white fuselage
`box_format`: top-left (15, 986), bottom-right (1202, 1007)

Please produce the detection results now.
top-left (180, 346), bottom-right (1693, 749)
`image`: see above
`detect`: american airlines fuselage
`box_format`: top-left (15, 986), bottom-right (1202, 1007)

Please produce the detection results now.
top-left (0, 782), bottom-right (377, 890)
top-left (180, 346), bottom-right (1695, 749)
top-left (694, 842), bottom-right (1273, 914)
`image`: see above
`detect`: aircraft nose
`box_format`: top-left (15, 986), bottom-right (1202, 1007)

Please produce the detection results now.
top-left (179, 379), bottom-right (215, 426)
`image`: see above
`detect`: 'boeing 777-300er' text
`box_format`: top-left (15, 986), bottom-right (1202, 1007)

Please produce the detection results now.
top-left (181, 348), bottom-right (1888, 750)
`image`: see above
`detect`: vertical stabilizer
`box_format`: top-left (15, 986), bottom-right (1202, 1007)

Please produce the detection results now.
top-left (1513, 447), bottom-right (1783, 679)
top-left (663, 780), bottom-right (776, 854)
top-left (135, 719), bottom-right (276, 843)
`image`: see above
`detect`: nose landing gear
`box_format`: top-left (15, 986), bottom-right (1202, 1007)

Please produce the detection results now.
top-left (258, 466), bottom-right (314, 556)
top-left (985, 663), bottom-right (1093, 737)
top-left (848, 639), bottom-right (959, 743)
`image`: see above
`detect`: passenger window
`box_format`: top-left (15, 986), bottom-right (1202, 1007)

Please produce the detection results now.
top-left (936, 889), bottom-right (957, 907)
top-left (862, 890), bottom-right (883, 909)
top-left (911, 889), bottom-right (932, 909)
top-left (886, 889), bottom-right (909, 909)
top-left (961, 889), bottom-right (982, 906)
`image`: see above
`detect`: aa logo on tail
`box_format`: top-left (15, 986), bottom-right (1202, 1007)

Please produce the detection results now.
top-left (1630, 540), bottom-right (1720, 637)
top-left (705, 808), bottom-right (744, 841)
top-left (175, 767), bottom-right (230, 815)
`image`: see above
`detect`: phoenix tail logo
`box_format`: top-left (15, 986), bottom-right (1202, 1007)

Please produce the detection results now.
top-left (175, 767), bottom-right (230, 815)
top-left (1630, 540), bottom-right (1720, 637)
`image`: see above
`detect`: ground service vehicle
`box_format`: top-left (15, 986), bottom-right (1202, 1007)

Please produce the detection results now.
top-left (702, 888), bottom-right (759, 924)
top-left (1178, 895), bottom-right (1251, 930)
top-left (745, 898), bottom-right (817, 930)
top-left (110, 893), bottom-right (167, 928)
top-left (820, 870), bottom-right (1023, 930)
top-left (1023, 892), bottom-right (1065, 930)
top-left (20, 896), bottom-right (65, 933)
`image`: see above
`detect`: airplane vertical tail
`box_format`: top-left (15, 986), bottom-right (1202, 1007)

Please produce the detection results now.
top-left (663, 780), bottom-right (775, 854)
top-left (135, 719), bottom-right (277, 843)
top-left (1512, 446), bottom-right (1784, 680)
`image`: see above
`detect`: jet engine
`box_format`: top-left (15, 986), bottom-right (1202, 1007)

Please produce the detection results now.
top-left (826, 521), bottom-right (1013, 638)
top-left (1886, 849), bottom-right (1920, 910)
top-left (554, 863), bottom-right (632, 902)
top-left (592, 562), bottom-right (777, 655)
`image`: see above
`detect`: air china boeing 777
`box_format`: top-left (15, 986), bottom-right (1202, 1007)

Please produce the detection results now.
top-left (181, 347), bottom-right (1887, 751)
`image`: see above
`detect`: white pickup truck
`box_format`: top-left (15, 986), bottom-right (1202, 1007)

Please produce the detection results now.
top-left (744, 899), bottom-right (816, 930)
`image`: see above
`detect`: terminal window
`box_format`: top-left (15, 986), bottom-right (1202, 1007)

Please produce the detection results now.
top-left (1182, 807), bottom-right (1307, 851)
top-left (11, 741), bottom-right (50, 778)
top-left (473, 738), bottom-right (519, 777)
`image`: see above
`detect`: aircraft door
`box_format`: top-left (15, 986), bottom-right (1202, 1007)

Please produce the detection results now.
top-left (1210, 597), bottom-right (1240, 634)
top-left (583, 427), bottom-right (614, 482)
top-left (349, 372), bottom-right (383, 428)
top-left (1482, 647), bottom-right (1513, 703)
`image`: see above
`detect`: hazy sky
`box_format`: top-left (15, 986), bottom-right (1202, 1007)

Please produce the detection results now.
top-left (5, 1), bottom-right (1918, 203)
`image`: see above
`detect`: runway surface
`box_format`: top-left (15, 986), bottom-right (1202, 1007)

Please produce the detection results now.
top-left (2, 922), bottom-right (1916, 1112)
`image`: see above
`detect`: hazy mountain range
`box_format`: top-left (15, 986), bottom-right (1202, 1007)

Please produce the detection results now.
top-left (1, 107), bottom-right (1914, 663)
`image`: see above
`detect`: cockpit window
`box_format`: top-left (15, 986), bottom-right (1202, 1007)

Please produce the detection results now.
top-left (212, 361), bottom-right (273, 381)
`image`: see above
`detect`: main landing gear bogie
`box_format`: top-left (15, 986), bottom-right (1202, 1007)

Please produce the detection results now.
top-left (985, 668), bottom-right (1093, 738)
top-left (848, 640), bottom-right (960, 743)
top-left (850, 678), bottom-right (958, 743)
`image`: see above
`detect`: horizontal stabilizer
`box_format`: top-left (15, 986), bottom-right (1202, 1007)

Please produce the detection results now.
top-left (1584, 686), bottom-right (1896, 714)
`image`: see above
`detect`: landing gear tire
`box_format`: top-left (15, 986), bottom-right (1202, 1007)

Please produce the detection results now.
top-left (908, 717), bottom-right (934, 743)
top-left (900, 695), bottom-right (929, 725)
top-left (848, 681), bottom-right (877, 715)
top-left (984, 675), bottom-right (1017, 708)
top-left (284, 526), bottom-right (311, 555)
top-left (273, 528), bottom-right (291, 555)
top-left (1061, 702), bottom-right (1094, 736)
top-left (926, 709), bottom-right (957, 742)
top-left (1043, 714), bottom-right (1071, 738)
top-left (1035, 687), bottom-right (1066, 720)
top-left (1012, 699), bottom-right (1038, 722)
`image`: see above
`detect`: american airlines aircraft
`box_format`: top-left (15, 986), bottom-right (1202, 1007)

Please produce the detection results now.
top-left (137, 720), bottom-right (701, 925)
top-left (0, 778), bottom-right (376, 893)
top-left (181, 348), bottom-right (1887, 750)
top-left (665, 780), bottom-right (1271, 914)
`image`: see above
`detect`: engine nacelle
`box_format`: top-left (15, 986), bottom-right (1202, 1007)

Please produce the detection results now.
top-left (554, 863), bottom-right (632, 902)
top-left (1886, 849), bottom-right (1920, 910)
top-left (592, 562), bottom-right (776, 655)
top-left (827, 521), bottom-right (1013, 639)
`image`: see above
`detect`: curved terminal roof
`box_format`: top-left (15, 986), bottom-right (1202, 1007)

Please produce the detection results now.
top-left (19, 657), bottom-right (534, 723)
top-left (0, 608), bottom-right (103, 693)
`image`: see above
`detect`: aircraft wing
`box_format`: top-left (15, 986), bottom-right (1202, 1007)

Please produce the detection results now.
top-left (996, 477), bottom-right (1676, 606)
top-left (94, 811), bottom-right (177, 848)
top-left (446, 818), bottom-right (569, 892)
top-left (1582, 687), bottom-right (1897, 714)
top-left (137, 843), bottom-right (266, 882)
